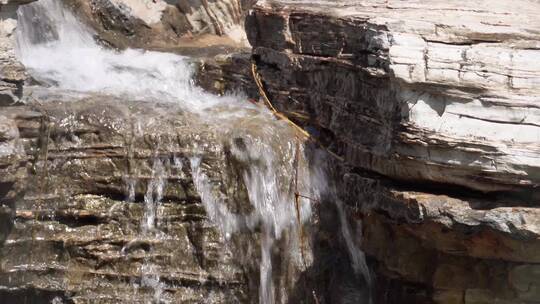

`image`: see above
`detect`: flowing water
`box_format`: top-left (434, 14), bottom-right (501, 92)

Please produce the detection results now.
top-left (16, 0), bottom-right (239, 112)
top-left (14, 0), bottom-right (371, 303)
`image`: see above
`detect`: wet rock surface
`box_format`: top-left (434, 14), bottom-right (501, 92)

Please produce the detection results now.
top-left (0, 98), bottom-right (252, 303)
top-left (2, 0), bottom-right (540, 303)
top-left (247, 0), bottom-right (540, 303)
top-left (0, 1), bottom-right (29, 105)
top-left (1, 0), bottom-right (321, 301)
top-left (0, 95), bottom-right (359, 304)
top-left (194, 51), bottom-right (258, 98)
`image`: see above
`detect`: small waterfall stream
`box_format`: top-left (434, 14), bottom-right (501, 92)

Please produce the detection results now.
top-left (13, 0), bottom-right (372, 303)
top-left (15, 0), bottom-right (236, 111)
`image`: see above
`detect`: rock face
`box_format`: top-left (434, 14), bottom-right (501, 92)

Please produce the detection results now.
top-left (194, 51), bottom-right (258, 97)
top-left (0, 95), bottom-right (367, 304)
top-left (0, 0), bottom-right (32, 105)
top-left (0, 94), bottom-right (365, 304)
top-left (1, 1), bottom-right (327, 302)
top-left (2, 0), bottom-right (540, 303)
top-left (247, 1), bottom-right (540, 303)
top-left (0, 99), bottom-right (251, 303)
top-left (66, 0), bottom-right (254, 49)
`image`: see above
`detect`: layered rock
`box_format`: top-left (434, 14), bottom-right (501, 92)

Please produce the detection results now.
top-left (194, 51), bottom-right (258, 97)
top-left (0, 98), bottom-right (252, 303)
top-left (0, 62), bottom-right (368, 304)
top-left (0, 91), bottom-right (363, 303)
top-left (0, 1), bottom-right (320, 302)
top-left (66, 0), bottom-right (254, 50)
top-left (0, 0), bottom-right (33, 105)
top-left (2, 0), bottom-right (540, 303)
top-left (247, 1), bottom-right (540, 303)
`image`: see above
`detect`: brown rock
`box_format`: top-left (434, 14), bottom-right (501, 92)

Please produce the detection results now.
top-left (247, 0), bottom-right (540, 197)
top-left (66, 0), bottom-right (252, 50)
top-left (247, 1), bottom-right (540, 303)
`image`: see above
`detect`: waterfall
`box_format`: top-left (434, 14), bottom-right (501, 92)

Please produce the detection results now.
top-left (190, 130), bottom-right (317, 304)
top-left (142, 158), bottom-right (166, 233)
top-left (14, 0), bottom-right (372, 303)
top-left (15, 0), bottom-right (241, 112)
top-left (336, 200), bottom-right (372, 297)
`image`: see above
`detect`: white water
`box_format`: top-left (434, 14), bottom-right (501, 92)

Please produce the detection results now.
top-left (142, 158), bottom-right (166, 233)
top-left (15, 0), bottom-right (241, 112)
top-left (336, 200), bottom-right (372, 291)
top-left (15, 0), bottom-right (371, 303)
top-left (190, 131), bottom-right (319, 304)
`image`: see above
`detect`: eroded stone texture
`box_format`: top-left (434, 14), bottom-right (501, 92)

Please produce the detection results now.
top-left (2, 0), bottom-right (540, 303)
top-left (65, 0), bottom-right (252, 50)
top-left (0, 98), bottom-right (255, 303)
top-left (194, 51), bottom-right (258, 97)
top-left (247, 0), bottom-right (540, 196)
top-left (0, 94), bottom-right (352, 303)
top-left (0, 1), bottom-right (328, 301)
top-left (247, 1), bottom-right (540, 303)
top-left (0, 1), bottom-right (31, 105)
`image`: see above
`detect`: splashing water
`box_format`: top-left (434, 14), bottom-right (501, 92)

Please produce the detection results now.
top-left (190, 130), bottom-right (319, 304)
top-left (15, 0), bottom-right (372, 303)
top-left (15, 0), bottom-right (240, 112)
top-left (143, 158), bottom-right (166, 233)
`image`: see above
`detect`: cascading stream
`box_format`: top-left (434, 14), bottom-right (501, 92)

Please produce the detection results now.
top-left (15, 0), bottom-right (241, 112)
top-left (14, 0), bottom-right (372, 303)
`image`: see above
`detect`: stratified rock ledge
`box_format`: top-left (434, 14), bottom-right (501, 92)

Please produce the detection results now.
top-left (247, 1), bottom-right (540, 303)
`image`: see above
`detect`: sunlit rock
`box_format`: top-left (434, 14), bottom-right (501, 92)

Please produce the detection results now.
top-left (248, 0), bottom-right (540, 302)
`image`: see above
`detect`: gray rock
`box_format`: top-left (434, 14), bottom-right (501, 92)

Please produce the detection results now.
top-left (0, 16), bottom-right (27, 106)
top-left (0, 96), bottom-right (332, 303)
top-left (194, 51), bottom-right (258, 98)
top-left (247, 1), bottom-right (540, 303)
top-left (247, 0), bottom-right (540, 196)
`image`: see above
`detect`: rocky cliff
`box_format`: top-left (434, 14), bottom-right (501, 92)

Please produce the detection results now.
top-left (0, 0), bottom-right (277, 303)
top-left (0, 1), bottom-right (332, 303)
top-left (247, 1), bottom-right (540, 303)
top-left (65, 0), bottom-right (255, 50)
top-left (1, 0), bottom-right (540, 303)
top-left (0, 99), bottom-right (255, 303)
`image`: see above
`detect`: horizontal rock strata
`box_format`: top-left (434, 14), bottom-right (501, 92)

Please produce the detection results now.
top-left (0, 0), bottom-right (30, 106)
top-left (194, 51), bottom-right (258, 97)
top-left (247, 1), bottom-right (540, 303)
top-left (66, 0), bottom-right (253, 50)
top-left (0, 99), bottom-right (254, 303)
top-left (247, 0), bottom-right (540, 196)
